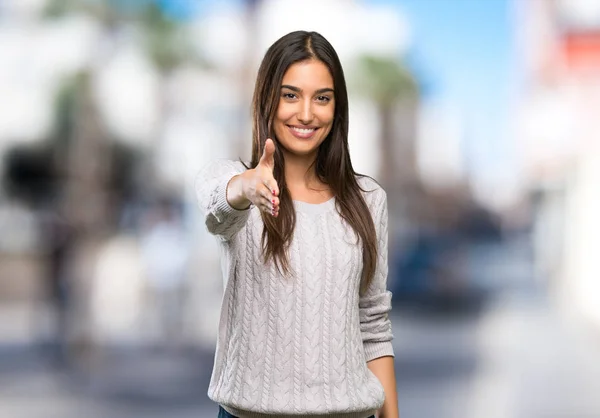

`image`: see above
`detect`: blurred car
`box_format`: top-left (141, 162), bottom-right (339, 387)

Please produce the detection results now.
top-left (390, 209), bottom-right (503, 313)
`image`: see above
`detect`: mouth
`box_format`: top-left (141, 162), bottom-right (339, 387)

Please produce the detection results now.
top-left (287, 125), bottom-right (319, 139)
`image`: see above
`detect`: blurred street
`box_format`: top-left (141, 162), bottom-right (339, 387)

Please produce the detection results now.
top-left (395, 291), bottom-right (600, 418)
top-left (2, 235), bottom-right (600, 418)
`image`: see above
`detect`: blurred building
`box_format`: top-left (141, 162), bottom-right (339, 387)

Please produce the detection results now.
top-left (516, 0), bottom-right (600, 326)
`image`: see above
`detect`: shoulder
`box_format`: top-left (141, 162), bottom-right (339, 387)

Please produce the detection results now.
top-left (355, 174), bottom-right (387, 209)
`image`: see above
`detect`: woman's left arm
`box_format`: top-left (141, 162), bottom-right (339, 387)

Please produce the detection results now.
top-left (367, 356), bottom-right (398, 418)
top-left (359, 187), bottom-right (399, 418)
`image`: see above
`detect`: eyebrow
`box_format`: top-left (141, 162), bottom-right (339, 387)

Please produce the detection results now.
top-left (281, 85), bottom-right (334, 94)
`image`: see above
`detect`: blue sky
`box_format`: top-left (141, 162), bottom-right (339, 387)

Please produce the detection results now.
top-left (389, 0), bottom-right (517, 182)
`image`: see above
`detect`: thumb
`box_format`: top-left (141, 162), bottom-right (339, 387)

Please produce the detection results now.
top-left (259, 138), bottom-right (276, 168)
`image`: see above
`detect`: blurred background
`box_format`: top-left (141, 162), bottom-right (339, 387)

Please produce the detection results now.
top-left (1, 0), bottom-right (600, 417)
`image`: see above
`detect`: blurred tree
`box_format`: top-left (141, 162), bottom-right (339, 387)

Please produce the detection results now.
top-left (2, 73), bottom-right (140, 231)
top-left (40, 0), bottom-right (128, 236)
top-left (43, 0), bottom-right (114, 22)
top-left (138, 2), bottom-right (199, 73)
top-left (29, 0), bottom-right (196, 369)
top-left (352, 55), bottom-right (419, 288)
top-left (135, 2), bottom-right (206, 193)
top-left (353, 55), bottom-right (419, 189)
top-left (2, 71), bottom-right (141, 368)
top-left (41, 0), bottom-right (201, 205)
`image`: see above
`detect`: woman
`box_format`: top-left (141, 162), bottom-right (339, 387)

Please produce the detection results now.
top-left (196, 30), bottom-right (398, 418)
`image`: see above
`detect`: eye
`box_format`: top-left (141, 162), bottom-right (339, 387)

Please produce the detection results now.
top-left (282, 92), bottom-right (297, 100)
top-left (316, 95), bottom-right (331, 103)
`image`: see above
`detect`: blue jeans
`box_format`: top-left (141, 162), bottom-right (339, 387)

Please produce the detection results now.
top-left (218, 405), bottom-right (374, 418)
top-left (218, 406), bottom-right (236, 418)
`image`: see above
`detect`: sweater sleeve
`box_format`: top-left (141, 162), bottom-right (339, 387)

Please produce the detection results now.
top-left (359, 188), bottom-right (394, 362)
top-left (194, 159), bottom-right (252, 241)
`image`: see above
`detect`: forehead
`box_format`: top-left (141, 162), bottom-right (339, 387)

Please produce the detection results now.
top-left (281, 60), bottom-right (333, 88)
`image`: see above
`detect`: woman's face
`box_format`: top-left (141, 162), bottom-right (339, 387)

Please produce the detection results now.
top-left (273, 59), bottom-right (335, 159)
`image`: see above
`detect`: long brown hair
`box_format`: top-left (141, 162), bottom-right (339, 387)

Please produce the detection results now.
top-left (247, 31), bottom-right (378, 295)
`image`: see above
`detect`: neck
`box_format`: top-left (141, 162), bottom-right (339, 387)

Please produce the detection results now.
top-left (282, 150), bottom-right (319, 188)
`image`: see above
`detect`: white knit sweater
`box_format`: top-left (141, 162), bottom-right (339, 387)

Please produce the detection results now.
top-left (195, 160), bottom-right (394, 418)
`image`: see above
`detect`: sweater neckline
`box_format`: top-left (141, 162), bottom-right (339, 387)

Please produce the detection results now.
top-left (292, 197), bottom-right (336, 215)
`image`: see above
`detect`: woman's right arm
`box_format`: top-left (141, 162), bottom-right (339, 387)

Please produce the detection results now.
top-left (194, 139), bottom-right (280, 241)
top-left (194, 159), bottom-right (251, 241)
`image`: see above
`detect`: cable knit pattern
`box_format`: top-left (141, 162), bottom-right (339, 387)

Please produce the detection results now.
top-left (195, 160), bottom-right (394, 418)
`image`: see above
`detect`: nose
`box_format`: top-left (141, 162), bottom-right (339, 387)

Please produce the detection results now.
top-left (297, 98), bottom-right (314, 125)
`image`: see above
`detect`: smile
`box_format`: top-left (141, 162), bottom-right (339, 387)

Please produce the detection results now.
top-left (287, 125), bottom-right (319, 139)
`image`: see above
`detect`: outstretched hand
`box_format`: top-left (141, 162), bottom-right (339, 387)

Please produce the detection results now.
top-left (243, 138), bottom-right (280, 217)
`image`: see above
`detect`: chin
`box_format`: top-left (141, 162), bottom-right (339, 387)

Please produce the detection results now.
top-left (279, 139), bottom-right (322, 156)
top-left (284, 147), bottom-right (319, 158)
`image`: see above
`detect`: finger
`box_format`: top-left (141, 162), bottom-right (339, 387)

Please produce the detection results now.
top-left (258, 195), bottom-right (277, 216)
top-left (258, 138), bottom-right (275, 169)
top-left (258, 184), bottom-right (279, 209)
top-left (262, 177), bottom-right (279, 197)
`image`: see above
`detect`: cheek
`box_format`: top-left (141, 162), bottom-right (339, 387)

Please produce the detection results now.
top-left (318, 107), bottom-right (335, 129)
top-left (319, 109), bottom-right (334, 141)
top-left (275, 102), bottom-right (295, 123)
top-left (273, 105), bottom-right (289, 138)
top-left (273, 111), bottom-right (287, 135)
top-left (319, 102), bottom-right (335, 120)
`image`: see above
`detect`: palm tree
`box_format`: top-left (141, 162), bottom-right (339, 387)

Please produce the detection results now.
top-left (138, 5), bottom-right (194, 70)
top-left (352, 55), bottom-right (419, 190)
top-left (351, 55), bottom-right (419, 286)
top-left (36, 0), bottom-right (186, 369)
top-left (43, 0), bottom-right (117, 236)
top-left (135, 3), bottom-right (202, 194)
top-left (43, 0), bottom-right (200, 214)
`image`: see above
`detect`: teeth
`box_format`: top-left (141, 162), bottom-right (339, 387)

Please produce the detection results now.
top-left (291, 127), bottom-right (316, 134)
